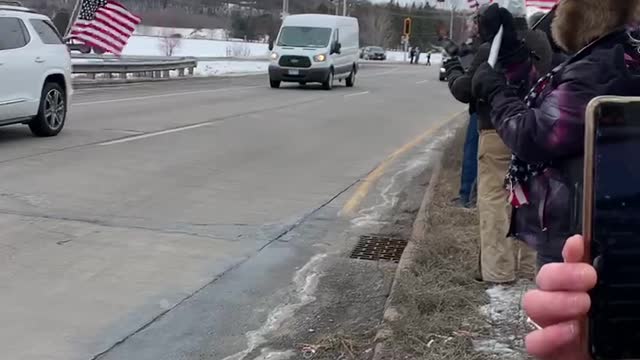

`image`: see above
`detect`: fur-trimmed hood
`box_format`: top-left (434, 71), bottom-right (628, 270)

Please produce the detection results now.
top-left (552, 0), bottom-right (640, 53)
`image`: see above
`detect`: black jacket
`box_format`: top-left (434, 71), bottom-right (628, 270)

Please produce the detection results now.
top-left (447, 43), bottom-right (491, 129)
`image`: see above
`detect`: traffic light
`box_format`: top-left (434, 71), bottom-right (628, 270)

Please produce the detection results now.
top-left (403, 18), bottom-right (412, 36)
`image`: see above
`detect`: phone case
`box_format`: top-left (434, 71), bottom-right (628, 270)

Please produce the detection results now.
top-left (584, 96), bottom-right (640, 360)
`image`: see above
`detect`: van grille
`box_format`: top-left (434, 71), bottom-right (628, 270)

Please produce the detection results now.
top-left (279, 55), bottom-right (311, 68)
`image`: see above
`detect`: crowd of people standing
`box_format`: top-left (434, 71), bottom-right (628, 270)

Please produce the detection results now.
top-left (443, 0), bottom-right (640, 358)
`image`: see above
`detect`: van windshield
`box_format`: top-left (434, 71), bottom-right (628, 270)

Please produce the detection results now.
top-left (277, 26), bottom-right (332, 48)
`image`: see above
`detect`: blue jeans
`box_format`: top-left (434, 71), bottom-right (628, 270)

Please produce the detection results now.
top-left (460, 113), bottom-right (479, 205)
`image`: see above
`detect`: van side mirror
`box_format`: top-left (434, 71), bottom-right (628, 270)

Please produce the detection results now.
top-left (268, 39), bottom-right (274, 51)
top-left (331, 41), bottom-right (341, 54)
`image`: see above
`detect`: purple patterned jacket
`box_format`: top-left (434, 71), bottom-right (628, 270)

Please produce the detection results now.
top-left (488, 30), bottom-right (640, 264)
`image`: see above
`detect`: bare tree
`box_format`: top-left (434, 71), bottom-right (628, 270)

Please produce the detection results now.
top-left (359, 7), bottom-right (393, 47)
top-left (158, 30), bottom-right (182, 56)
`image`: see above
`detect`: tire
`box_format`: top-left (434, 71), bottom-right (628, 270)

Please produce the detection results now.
top-left (345, 69), bottom-right (356, 87)
top-left (322, 70), bottom-right (334, 90)
top-left (29, 82), bottom-right (66, 137)
top-left (270, 80), bottom-right (281, 88)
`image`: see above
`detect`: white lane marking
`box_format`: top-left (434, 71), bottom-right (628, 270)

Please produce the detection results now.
top-left (344, 91), bottom-right (370, 98)
top-left (416, 79), bottom-right (430, 84)
top-left (359, 68), bottom-right (399, 78)
top-left (74, 85), bottom-right (262, 106)
top-left (98, 122), bottom-right (214, 146)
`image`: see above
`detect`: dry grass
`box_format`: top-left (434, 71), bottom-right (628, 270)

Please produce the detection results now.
top-left (298, 332), bottom-right (377, 360)
top-left (385, 129), bottom-right (497, 360)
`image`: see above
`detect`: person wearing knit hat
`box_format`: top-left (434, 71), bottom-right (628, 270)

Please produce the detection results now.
top-left (445, 2), bottom-right (538, 284)
top-left (472, 0), bottom-right (640, 273)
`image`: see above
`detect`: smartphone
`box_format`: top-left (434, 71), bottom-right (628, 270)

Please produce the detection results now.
top-left (584, 96), bottom-right (640, 359)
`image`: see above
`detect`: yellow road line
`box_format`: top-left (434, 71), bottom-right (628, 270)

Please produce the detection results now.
top-left (341, 111), bottom-right (464, 217)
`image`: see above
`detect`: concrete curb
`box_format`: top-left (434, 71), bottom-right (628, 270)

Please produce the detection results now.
top-left (371, 115), bottom-right (466, 360)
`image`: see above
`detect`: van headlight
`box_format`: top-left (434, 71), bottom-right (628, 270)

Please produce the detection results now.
top-left (313, 54), bottom-right (327, 62)
top-left (270, 52), bottom-right (279, 61)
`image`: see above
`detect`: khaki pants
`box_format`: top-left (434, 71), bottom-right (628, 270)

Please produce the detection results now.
top-left (478, 130), bottom-right (536, 282)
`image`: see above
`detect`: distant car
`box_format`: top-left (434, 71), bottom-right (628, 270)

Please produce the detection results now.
top-left (0, 3), bottom-right (72, 136)
top-left (361, 46), bottom-right (386, 61)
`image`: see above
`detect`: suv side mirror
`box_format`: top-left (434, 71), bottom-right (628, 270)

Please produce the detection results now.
top-left (268, 39), bottom-right (274, 51)
top-left (331, 41), bottom-right (341, 54)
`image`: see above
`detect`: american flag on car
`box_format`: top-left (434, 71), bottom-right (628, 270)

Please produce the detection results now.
top-left (69, 0), bottom-right (141, 55)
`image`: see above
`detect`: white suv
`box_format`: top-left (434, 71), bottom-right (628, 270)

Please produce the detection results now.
top-left (0, 2), bottom-right (72, 136)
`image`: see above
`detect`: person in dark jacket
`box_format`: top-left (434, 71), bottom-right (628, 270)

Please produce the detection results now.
top-left (472, 0), bottom-right (640, 268)
top-left (445, 3), bottom-right (537, 283)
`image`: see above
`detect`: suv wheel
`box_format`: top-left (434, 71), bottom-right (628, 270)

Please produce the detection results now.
top-left (270, 79), bottom-right (281, 88)
top-left (30, 82), bottom-right (66, 137)
top-left (322, 70), bottom-right (334, 90)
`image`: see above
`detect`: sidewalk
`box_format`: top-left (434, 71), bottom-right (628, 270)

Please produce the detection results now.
top-left (375, 127), bottom-right (533, 360)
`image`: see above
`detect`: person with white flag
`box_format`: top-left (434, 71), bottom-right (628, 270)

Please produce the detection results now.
top-left (445, 2), bottom-right (537, 284)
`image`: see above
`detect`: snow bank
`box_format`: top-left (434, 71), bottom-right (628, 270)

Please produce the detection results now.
top-left (385, 51), bottom-right (444, 64)
top-left (123, 35), bottom-right (269, 58)
top-left (122, 35), bottom-right (445, 67)
top-left (135, 25), bottom-right (229, 40)
top-left (195, 61), bottom-right (269, 76)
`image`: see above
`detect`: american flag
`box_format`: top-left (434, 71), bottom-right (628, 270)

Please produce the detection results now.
top-left (70, 0), bottom-right (141, 55)
top-left (525, 0), bottom-right (557, 11)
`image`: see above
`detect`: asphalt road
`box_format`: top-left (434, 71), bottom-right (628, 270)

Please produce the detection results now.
top-left (0, 63), bottom-right (462, 360)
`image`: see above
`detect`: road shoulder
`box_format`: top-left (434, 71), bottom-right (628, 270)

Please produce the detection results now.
top-left (374, 122), bottom-right (534, 360)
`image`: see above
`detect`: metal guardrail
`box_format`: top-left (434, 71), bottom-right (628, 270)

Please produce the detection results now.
top-left (71, 55), bottom-right (198, 80)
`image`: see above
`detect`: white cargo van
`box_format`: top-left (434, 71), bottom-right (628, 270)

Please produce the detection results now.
top-left (268, 14), bottom-right (359, 90)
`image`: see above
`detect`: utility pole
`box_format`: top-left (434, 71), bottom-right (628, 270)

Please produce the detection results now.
top-left (343, 0), bottom-right (347, 16)
top-left (281, 0), bottom-right (289, 19)
top-left (449, 0), bottom-right (456, 41)
top-left (450, 7), bottom-right (454, 40)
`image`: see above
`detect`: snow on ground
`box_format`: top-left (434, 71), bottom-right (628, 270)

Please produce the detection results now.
top-left (384, 51), bottom-right (405, 62)
top-left (123, 35), bottom-right (441, 65)
top-left (134, 25), bottom-right (229, 40)
top-left (194, 61), bottom-right (268, 76)
top-left (385, 51), bottom-right (444, 64)
top-left (122, 35), bottom-right (269, 58)
top-left (474, 281), bottom-right (533, 360)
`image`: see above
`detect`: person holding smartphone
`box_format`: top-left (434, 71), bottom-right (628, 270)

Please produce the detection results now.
top-left (523, 235), bottom-right (595, 359)
top-left (472, 0), bottom-right (640, 268)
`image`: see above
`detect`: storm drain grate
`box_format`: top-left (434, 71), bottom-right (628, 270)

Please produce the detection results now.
top-left (350, 235), bottom-right (408, 263)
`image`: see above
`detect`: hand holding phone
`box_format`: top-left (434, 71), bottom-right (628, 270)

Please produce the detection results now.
top-left (523, 235), bottom-right (596, 359)
top-left (583, 97), bottom-right (640, 359)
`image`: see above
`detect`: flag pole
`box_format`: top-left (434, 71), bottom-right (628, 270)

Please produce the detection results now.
top-left (64, 0), bottom-right (83, 39)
